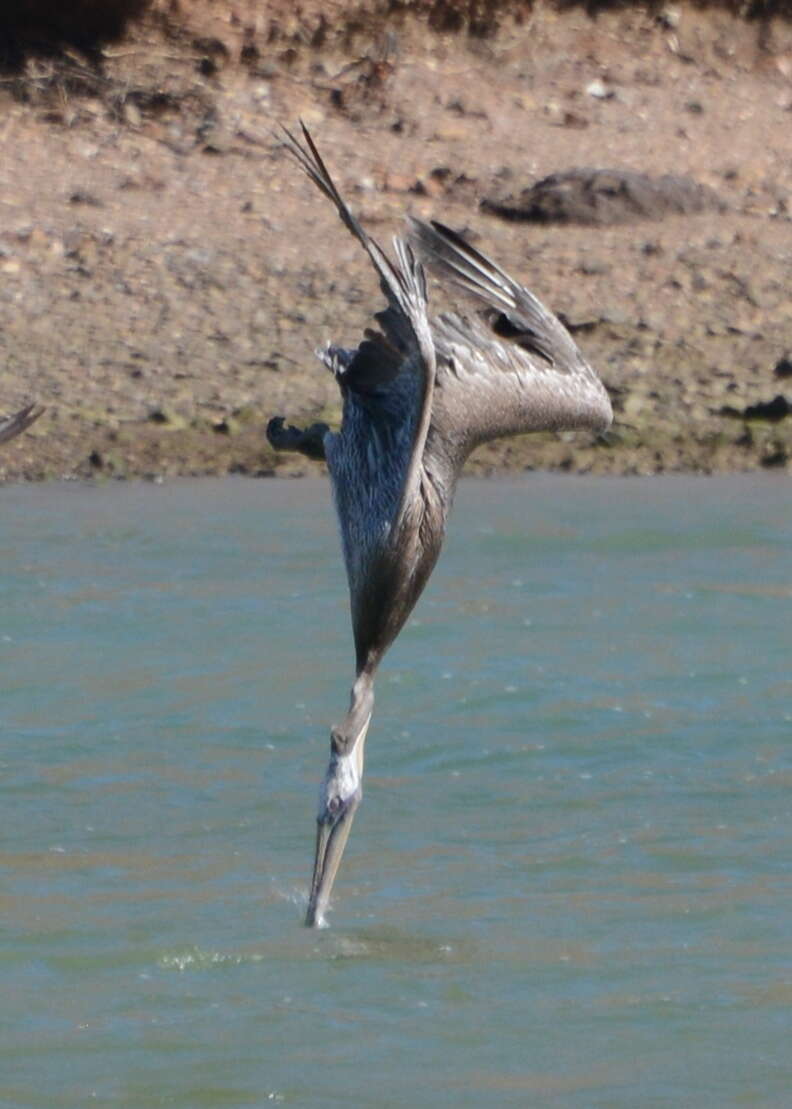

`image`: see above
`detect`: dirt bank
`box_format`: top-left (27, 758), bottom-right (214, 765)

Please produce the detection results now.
top-left (1, 1), bottom-right (791, 480)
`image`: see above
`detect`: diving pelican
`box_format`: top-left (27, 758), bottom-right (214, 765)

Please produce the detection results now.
top-left (0, 404), bottom-right (43, 446)
top-left (268, 125), bottom-right (612, 926)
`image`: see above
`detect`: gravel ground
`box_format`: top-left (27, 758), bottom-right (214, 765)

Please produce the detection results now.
top-left (1, 1), bottom-right (791, 480)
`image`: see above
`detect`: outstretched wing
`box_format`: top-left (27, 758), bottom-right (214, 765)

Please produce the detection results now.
top-left (280, 124), bottom-right (435, 517)
top-left (407, 219), bottom-right (612, 462)
top-left (0, 404), bottom-right (44, 446)
top-left (280, 125), bottom-right (439, 669)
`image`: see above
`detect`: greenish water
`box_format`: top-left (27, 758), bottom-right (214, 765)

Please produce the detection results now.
top-left (2, 474), bottom-right (791, 1108)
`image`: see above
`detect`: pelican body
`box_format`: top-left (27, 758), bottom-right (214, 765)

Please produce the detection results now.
top-left (269, 126), bottom-right (612, 926)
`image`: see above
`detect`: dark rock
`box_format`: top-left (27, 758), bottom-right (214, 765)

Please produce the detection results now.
top-left (743, 395), bottom-right (790, 422)
top-left (721, 395), bottom-right (790, 422)
top-left (482, 168), bottom-right (725, 226)
top-left (761, 445), bottom-right (788, 468)
top-left (773, 355), bottom-right (792, 379)
top-left (69, 191), bottom-right (103, 207)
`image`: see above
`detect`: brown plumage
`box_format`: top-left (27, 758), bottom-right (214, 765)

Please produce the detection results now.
top-left (268, 125), bottom-right (612, 926)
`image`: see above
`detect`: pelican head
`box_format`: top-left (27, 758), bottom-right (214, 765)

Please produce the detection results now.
top-left (305, 682), bottom-right (373, 927)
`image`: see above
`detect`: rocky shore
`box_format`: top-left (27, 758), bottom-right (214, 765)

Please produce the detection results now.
top-left (1, 0), bottom-right (791, 481)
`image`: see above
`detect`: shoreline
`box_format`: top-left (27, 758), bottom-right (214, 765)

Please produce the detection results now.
top-left (1, 0), bottom-right (791, 482)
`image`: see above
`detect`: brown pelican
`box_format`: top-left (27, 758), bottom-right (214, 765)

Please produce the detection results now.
top-left (0, 404), bottom-right (43, 446)
top-left (268, 125), bottom-right (612, 926)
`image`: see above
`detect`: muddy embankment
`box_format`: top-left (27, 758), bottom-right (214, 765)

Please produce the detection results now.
top-left (1, 0), bottom-right (791, 480)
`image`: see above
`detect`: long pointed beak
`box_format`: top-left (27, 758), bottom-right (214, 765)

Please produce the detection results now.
top-left (305, 797), bottom-right (360, 927)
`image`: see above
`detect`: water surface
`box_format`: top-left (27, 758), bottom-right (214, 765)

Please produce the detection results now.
top-left (2, 475), bottom-right (791, 1107)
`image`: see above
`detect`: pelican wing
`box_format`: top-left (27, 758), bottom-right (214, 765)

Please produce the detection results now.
top-left (407, 219), bottom-right (612, 459)
top-left (281, 126), bottom-right (440, 669)
top-left (0, 404), bottom-right (44, 446)
top-left (280, 125), bottom-right (435, 514)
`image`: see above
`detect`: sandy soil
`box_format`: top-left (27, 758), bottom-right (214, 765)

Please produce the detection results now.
top-left (1, 1), bottom-right (792, 481)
